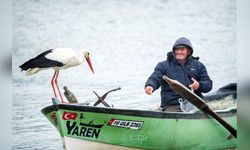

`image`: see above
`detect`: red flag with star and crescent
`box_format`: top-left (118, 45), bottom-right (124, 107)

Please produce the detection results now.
top-left (62, 111), bottom-right (78, 120)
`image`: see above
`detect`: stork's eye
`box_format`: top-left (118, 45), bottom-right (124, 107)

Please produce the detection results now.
top-left (87, 52), bottom-right (89, 55)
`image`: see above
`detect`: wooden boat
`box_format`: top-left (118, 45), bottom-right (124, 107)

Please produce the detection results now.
top-left (41, 84), bottom-right (237, 150)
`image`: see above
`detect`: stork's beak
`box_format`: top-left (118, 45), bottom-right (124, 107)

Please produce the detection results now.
top-left (85, 57), bottom-right (94, 74)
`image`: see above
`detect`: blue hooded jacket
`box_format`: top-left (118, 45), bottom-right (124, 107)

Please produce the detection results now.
top-left (145, 37), bottom-right (213, 108)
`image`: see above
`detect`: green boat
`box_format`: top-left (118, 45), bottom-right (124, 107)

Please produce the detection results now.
top-left (41, 84), bottom-right (237, 150)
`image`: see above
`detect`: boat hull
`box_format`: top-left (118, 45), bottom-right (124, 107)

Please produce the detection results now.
top-left (64, 136), bottom-right (142, 150)
top-left (42, 104), bottom-right (236, 150)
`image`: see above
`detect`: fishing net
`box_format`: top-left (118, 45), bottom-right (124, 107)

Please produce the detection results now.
top-left (207, 94), bottom-right (237, 110)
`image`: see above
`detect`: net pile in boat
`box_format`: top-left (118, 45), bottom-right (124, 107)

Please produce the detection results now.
top-left (207, 94), bottom-right (237, 110)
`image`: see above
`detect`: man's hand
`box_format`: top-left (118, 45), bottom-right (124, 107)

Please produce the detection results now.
top-left (189, 78), bottom-right (200, 91)
top-left (145, 86), bottom-right (154, 95)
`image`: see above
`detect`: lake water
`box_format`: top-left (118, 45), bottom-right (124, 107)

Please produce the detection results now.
top-left (12, 0), bottom-right (236, 149)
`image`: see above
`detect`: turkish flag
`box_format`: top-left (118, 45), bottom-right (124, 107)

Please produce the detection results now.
top-left (62, 111), bottom-right (78, 120)
top-left (107, 118), bottom-right (115, 125)
top-left (51, 112), bottom-right (57, 119)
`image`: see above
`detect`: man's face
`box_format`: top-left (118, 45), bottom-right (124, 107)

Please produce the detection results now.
top-left (174, 47), bottom-right (190, 61)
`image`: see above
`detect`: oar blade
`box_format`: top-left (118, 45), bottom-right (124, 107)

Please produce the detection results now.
top-left (162, 75), bottom-right (208, 110)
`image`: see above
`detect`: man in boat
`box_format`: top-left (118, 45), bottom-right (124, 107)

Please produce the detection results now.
top-left (144, 37), bottom-right (213, 112)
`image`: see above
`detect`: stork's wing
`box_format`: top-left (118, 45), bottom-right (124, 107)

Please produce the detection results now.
top-left (45, 48), bottom-right (78, 66)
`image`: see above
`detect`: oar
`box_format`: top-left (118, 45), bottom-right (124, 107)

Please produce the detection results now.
top-left (162, 75), bottom-right (237, 138)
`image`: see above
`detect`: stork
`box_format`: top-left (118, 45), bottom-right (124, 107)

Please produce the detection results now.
top-left (19, 48), bottom-right (94, 103)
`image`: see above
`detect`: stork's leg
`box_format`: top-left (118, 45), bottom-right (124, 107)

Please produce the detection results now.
top-left (54, 70), bottom-right (65, 103)
top-left (51, 70), bottom-right (57, 98)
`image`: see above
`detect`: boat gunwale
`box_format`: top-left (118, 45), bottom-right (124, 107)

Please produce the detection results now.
top-left (41, 104), bottom-right (236, 119)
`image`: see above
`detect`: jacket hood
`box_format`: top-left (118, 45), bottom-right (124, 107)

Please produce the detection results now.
top-left (172, 37), bottom-right (193, 56)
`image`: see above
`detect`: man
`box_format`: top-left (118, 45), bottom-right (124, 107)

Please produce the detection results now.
top-left (145, 37), bottom-right (213, 112)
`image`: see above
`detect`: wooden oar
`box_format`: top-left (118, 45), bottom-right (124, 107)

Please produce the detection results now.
top-left (162, 75), bottom-right (237, 138)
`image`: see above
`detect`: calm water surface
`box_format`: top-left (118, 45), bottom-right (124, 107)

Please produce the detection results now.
top-left (12, 0), bottom-right (236, 149)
